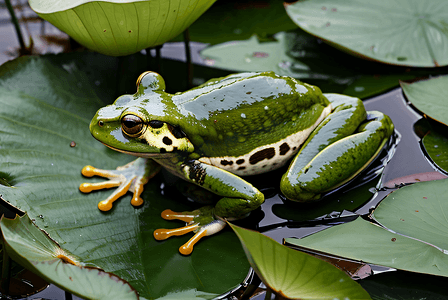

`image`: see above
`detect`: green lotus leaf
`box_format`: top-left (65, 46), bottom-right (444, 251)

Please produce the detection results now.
top-left (0, 53), bottom-right (249, 299)
top-left (200, 32), bottom-right (310, 77)
top-left (401, 75), bottom-right (448, 125)
top-left (403, 76), bottom-right (448, 171)
top-left (412, 118), bottom-right (448, 173)
top-left (285, 179), bottom-right (448, 277)
top-left (422, 130), bottom-right (448, 173)
top-left (200, 31), bottom-right (415, 98)
top-left (1, 214), bottom-right (138, 300)
top-left (230, 224), bottom-right (371, 299)
top-left (285, 0), bottom-right (448, 67)
top-left (373, 179), bottom-right (448, 251)
top-left (28, 0), bottom-right (216, 56)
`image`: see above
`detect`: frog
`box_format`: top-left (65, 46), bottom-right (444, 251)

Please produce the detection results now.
top-left (79, 71), bottom-right (394, 255)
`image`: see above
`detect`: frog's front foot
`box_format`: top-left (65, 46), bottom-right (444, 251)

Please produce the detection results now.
top-left (153, 206), bottom-right (226, 255)
top-left (79, 158), bottom-right (161, 211)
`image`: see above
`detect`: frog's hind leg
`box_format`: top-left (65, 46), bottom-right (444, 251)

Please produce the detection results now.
top-left (281, 94), bottom-right (394, 202)
top-left (154, 208), bottom-right (226, 255)
top-left (153, 160), bottom-right (264, 255)
top-left (79, 158), bottom-right (161, 211)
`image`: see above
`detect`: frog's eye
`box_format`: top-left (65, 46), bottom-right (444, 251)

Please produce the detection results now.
top-left (121, 114), bottom-right (144, 136)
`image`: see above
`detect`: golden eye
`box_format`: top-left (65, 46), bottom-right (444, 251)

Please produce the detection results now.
top-left (121, 115), bottom-right (144, 136)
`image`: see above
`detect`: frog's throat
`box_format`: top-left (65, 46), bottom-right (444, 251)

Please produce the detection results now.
top-left (199, 104), bottom-right (333, 176)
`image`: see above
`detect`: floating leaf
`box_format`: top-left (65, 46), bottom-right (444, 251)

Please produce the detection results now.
top-left (201, 32), bottom-right (310, 77)
top-left (286, 179), bottom-right (448, 277)
top-left (401, 76), bottom-right (448, 125)
top-left (200, 31), bottom-right (415, 98)
top-left (0, 53), bottom-right (249, 298)
top-left (1, 214), bottom-right (138, 300)
top-left (285, 0), bottom-right (448, 67)
top-left (422, 131), bottom-right (448, 173)
top-left (414, 116), bottom-right (448, 173)
top-left (286, 217), bottom-right (448, 277)
top-left (29, 0), bottom-right (216, 56)
top-left (373, 179), bottom-right (448, 251)
top-left (230, 224), bottom-right (371, 299)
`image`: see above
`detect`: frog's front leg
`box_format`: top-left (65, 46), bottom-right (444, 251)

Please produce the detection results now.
top-left (79, 158), bottom-right (161, 211)
top-left (153, 160), bottom-right (264, 255)
top-left (280, 94), bottom-right (394, 202)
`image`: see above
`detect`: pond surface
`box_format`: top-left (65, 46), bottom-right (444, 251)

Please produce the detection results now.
top-left (9, 49), bottom-right (448, 300)
top-left (1, 3), bottom-right (447, 298)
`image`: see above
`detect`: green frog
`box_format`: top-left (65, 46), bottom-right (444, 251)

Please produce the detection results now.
top-left (80, 71), bottom-right (394, 255)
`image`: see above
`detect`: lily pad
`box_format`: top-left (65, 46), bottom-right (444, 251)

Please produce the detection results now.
top-left (422, 130), bottom-right (448, 173)
top-left (1, 214), bottom-right (138, 300)
top-left (401, 75), bottom-right (448, 125)
top-left (285, 179), bottom-right (448, 277)
top-left (29, 0), bottom-right (216, 56)
top-left (372, 179), bottom-right (448, 251)
top-left (200, 32), bottom-right (310, 77)
top-left (285, 0), bottom-right (448, 67)
top-left (0, 53), bottom-right (249, 298)
top-left (200, 31), bottom-right (416, 98)
top-left (413, 118), bottom-right (448, 174)
top-left (230, 223), bottom-right (371, 299)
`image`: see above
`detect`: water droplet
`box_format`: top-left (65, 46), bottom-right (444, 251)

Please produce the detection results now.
top-left (434, 145), bottom-right (439, 148)
top-left (354, 86), bottom-right (365, 92)
top-left (233, 28), bottom-right (242, 34)
top-left (95, 80), bottom-right (101, 86)
top-left (241, 113), bottom-right (246, 118)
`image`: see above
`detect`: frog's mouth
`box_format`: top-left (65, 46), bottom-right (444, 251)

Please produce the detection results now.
top-left (100, 142), bottom-right (176, 158)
